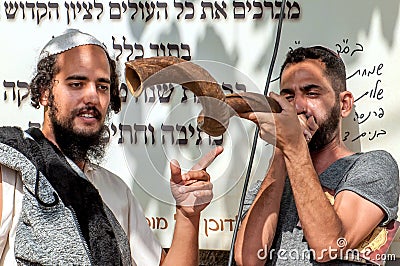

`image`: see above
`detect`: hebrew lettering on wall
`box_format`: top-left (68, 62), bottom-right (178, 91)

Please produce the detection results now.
top-left (2, 80), bottom-right (30, 107)
top-left (1, 1), bottom-right (302, 24)
top-left (111, 37), bottom-right (192, 61)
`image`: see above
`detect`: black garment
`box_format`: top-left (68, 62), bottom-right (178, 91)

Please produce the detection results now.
top-left (0, 127), bottom-right (131, 265)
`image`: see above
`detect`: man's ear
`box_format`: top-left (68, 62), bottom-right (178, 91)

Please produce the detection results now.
top-left (339, 91), bottom-right (354, 118)
top-left (39, 89), bottom-right (50, 107)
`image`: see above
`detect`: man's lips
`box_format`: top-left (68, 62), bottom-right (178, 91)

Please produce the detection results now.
top-left (76, 107), bottom-right (101, 120)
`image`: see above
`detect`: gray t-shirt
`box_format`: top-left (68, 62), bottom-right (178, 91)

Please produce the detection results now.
top-left (244, 150), bottom-right (400, 265)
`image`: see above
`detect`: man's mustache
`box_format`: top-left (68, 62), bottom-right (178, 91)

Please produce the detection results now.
top-left (73, 106), bottom-right (102, 120)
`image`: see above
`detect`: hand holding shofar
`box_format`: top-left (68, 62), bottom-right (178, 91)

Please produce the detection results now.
top-left (125, 56), bottom-right (282, 137)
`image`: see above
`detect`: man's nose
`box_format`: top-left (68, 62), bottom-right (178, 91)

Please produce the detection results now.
top-left (83, 83), bottom-right (100, 104)
top-left (294, 96), bottom-right (307, 114)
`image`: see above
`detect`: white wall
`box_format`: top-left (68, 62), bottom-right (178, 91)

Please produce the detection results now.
top-left (1, 0), bottom-right (400, 252)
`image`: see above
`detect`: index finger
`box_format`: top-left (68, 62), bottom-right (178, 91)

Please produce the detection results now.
top-left (307, 115), bottom-right (318, 132)
top-left (238, 112), bottom-right (259, 125)
top-left (190, 146), bottom-right (224, 171)
top-left (247, 112), bottom-right (275, 124)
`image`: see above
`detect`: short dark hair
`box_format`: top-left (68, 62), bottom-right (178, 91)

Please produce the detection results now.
top-left (29, 49), bottom-right (121, 113)
top-left (280, 46), bottom-right (347, 94)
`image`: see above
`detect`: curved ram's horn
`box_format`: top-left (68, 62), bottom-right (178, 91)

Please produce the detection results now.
top-left (125, 56), bottom-right (281, 137)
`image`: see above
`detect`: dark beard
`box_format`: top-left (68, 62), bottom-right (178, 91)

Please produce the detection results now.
top-left (308, 101), bottom-right (340, 152)
top-left (49, 104), bottom-right (109, 164)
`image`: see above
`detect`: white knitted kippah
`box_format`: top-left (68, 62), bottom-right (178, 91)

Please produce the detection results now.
top-left (39, 29), bottom-right (108, 60)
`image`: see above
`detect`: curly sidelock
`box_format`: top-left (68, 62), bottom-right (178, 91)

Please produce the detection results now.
top-left (125, 56), bottom-right (282, 137)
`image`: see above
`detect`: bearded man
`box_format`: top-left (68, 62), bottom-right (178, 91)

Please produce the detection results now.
top-left (0, 29), bottom-right (222, 265)
top-left (235, 46), bottom-right (399, 265)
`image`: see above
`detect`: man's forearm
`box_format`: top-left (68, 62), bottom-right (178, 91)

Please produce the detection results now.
top-left (283, 142), bottom-right (343, 255)
top-left (235, 151), bottom-right (286, 265)
top-left (161, 208), bottom-right (200, 266)
top-left (283, 140), bottom-right (386, 263)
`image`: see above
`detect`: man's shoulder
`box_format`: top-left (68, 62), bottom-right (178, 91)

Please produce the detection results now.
top-left (0, 126), bottom-right (24, 141)
top-left (353, 150), bottom-right (398, 171)
top-left (339, 149), bottom-right (399, 190)
top-left (329, 150), bottom-right (398, 174)
top-left (85, 163), bottom-right (132, 194)
top-left (89, 163), bottom-right (118, 177)
top-left (362, 149), bottom-right (395, 159)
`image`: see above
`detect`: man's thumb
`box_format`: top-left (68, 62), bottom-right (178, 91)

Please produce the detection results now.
top-left (170, 159), bottom-right (182, 183)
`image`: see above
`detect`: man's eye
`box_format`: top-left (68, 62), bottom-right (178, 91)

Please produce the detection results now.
top-left (69, 82), bottom-right (82, 88)
top-left (285, 95), bottom-right (294, 101)
top-left (307, 92), bottom-right (319, 97)
top-left (97, 85), bottom-right (110, 91)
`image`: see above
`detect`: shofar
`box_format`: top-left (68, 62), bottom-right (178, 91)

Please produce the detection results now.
top-left (125, 56), bottom-right (281, 137)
